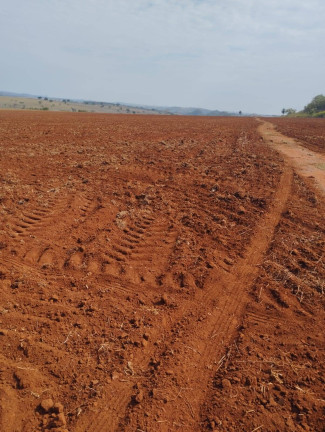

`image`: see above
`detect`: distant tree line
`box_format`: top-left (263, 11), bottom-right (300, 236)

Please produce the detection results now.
top-left (282, 94), bottom-right (325, 118)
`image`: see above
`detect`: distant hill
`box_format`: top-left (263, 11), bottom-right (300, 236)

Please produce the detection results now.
top-left (0, 91), bottom-right (248, 116)
top-left (0, 91), bottom-right (167, 115)
top-left (122, 103), bottom-right (239, 116)
top-left (161, 106), bottom-right (235, 116)
top-left (0, 90), bottom-right (38, 98)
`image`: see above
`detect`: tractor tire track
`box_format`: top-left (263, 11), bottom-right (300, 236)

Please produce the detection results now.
top-left (74, 158), bottom-right (292, 432)
top-left (117, 159), bottom-right (292, 431)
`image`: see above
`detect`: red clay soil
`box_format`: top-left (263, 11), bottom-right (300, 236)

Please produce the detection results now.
top-left (257, 121), bottom-right (325, 197)
top-left (269, 117), bottom-right (325, 154)
top-left (0, 111), bottom-right (324, 432)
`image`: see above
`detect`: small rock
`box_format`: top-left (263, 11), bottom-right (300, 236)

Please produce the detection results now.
top-left (40, 398), bottom-right (54, 412)
top-left (161, 293), bottom-right (168, 305)
top-left (221, 379), bottom-right (232, 390)
top-left (0, 329), bottom-right (8, 336)
top-left (224, 258), bottom-right (234, 266)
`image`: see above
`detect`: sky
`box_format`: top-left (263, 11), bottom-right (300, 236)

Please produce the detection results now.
top-left (1, 0), bottom-right (324, 115)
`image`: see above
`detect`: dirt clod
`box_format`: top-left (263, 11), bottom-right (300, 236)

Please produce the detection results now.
top-left (40, 399), bottom-right (54, 412)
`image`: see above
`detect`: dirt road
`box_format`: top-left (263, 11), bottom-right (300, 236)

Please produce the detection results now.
top-left (258, 120), bottom-right (325, 195)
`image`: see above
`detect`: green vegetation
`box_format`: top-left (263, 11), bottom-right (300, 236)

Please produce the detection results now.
top-left (282, 108), bottom-right (297, 116)
top-left (304, 94), bottom-right (325, 115)
top-left (282, 94), bottom-right (325, 117)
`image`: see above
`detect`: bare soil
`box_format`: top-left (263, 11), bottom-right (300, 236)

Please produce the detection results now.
top-left (269, 117), bottom-right (325, 154)
top-left (258, 121), bottom-right (325, 196)
top-left (0, 111), bottom-right (324, 432)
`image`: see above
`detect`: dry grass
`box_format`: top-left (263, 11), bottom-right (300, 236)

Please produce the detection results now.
top-left (0, 96), bottom-right (163, 114)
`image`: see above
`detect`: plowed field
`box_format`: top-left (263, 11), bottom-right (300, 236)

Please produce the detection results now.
top-left (269, 117), bottom-right (325, 154)
top-left (0, 112), bottom-right (324, 432)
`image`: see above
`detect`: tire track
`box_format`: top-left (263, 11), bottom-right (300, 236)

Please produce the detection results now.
top-left (2, 174), bottom-right (290, 432)
top-left (9, 193), bottom-right (68, 238)
top-left (67, 211), bottom-right (154, 272)
top-left (73, 214), bottom-right (184, 432)
top-left (118, 165), bottom-right (293, 431)
top-left (71, 211), bottom-right (178, 286)
top-left (7, 191), bottom-right (99, 271)
top-left (73, 163), bottom-right (292, 432)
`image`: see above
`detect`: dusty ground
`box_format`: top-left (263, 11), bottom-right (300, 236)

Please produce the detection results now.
top-left (258, 121), bottom-right (325, 196)
top-left (0, 112), bottom-right (324, 432)
top-left (269, 117), bottom-right (325, 154)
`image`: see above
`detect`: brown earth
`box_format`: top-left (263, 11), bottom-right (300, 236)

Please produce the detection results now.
top-left (0, 111), bottom-right (324, 432)
top-left (258, 121), bottom-right (325, 196)
top-left (269, 117), bottom-right (325, 154)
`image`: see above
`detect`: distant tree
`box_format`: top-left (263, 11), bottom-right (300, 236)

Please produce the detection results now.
top-left (239, 110), bottom-right (242, 115)
top-left (303, 94), bottom-right (325, 114)
top-left (282, 108), bottom-right (296, 116)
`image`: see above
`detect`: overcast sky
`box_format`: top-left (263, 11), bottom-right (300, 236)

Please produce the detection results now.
top-left (1, 0), bottom-right (324, 114)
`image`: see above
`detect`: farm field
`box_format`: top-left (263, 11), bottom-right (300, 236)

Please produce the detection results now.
top-left (270, 117), bottom-right (325, 154)
top-left (0, 111), bottom-right (324, 432)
